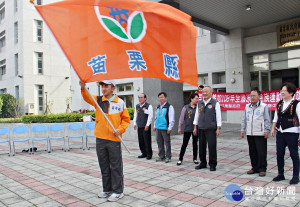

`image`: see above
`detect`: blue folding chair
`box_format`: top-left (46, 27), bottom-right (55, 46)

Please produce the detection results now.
top-left (0, 127), bottom-right (11, 156)
top-left (31, 124), bottom-right (50, 153)
top-left (49, 123), bottom-right (66, 152)
top-left (67, 123), bottom-right (84, 150)
top-left (12, 125), bottom-right (30, 156)
top-left (85, 122), bottom-right (95, 150)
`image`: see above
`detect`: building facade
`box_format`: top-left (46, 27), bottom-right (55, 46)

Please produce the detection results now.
top-left (1, 0), bottom-right (300, 125)
top-left (0, 0), bottom-right (71, 115)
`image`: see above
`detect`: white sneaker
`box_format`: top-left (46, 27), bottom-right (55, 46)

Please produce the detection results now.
top-left (107, 193), bottom-right (124, 202)
top-left (98, 192), bottom-right (111, 198)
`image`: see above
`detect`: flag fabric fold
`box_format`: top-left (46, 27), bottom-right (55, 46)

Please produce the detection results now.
top-left (35, 0), bottom-right (198, 86)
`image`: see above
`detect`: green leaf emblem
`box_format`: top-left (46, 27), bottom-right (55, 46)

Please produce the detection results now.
top-left (101, 17), bottom-right (129, 40)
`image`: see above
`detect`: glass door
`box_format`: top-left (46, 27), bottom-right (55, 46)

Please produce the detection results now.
top-left (259, 71), bottom-right (270, 91)
top-left (270, 68), bottom-right (299, 90)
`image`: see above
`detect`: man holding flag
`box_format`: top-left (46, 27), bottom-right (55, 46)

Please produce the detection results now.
top-left (80, 80), bottom-right (130, 202)
top-left (34, 0), bottom-right (198, 199)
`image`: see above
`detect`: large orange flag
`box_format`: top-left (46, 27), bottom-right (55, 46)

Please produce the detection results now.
top-left (35, 0), bottom-right (198, 86)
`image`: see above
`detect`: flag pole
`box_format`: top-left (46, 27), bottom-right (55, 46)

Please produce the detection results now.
top-left (84, 88), bottom-right (130, 153)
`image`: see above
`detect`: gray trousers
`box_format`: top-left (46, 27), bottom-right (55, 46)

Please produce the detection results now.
top-left (156, 130), bottom-right (171, 159)
top-left (96, 138), bottom-right (123, 194)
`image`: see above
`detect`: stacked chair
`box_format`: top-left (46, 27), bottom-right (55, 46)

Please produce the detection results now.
top-left (0, 121), bottom-right (95, 156)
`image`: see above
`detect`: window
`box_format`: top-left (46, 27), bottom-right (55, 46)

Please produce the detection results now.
top-left (35, 52), bottom-right (43, 74)
top-left (15, 85), bottom-right (19, 100)
top-left (118, 95), bottom-right (133, 108)
top-left (14, 22), bottom-right (18, 43)
top-left (212, 72), bottom-right (226, 84)
top-left (197, 27), bottom-right (206, 37)
top-left (0, 30), bottom-right (5, 50)
top-left (37, 0), bottom-right (42, 5)
top-left (36, 85), bottom-right (44, 111)
top-left (198, 74), bottom-right (208, 85)
top-left (14, 0), bottom-right (17, 12)
top-left (0, 59), bottom-right (5, 77)
top-left (35, 20), bottom-right (43, 42)
top-left (214, 88), bottom-right (226, 92)
top-left (15, 54), bottom-right (18, 75)
top-left (249, 54), bottom-right (269, 72)
top-left (117, 83), bottom-right (133, 92)
top-left (0, 2), bottom-right (4, 22)
top-left (0, 88), bottom-right (7, 94)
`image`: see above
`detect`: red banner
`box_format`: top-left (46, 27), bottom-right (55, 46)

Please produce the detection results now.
top-left (197, 89), bottom-right (300, 111)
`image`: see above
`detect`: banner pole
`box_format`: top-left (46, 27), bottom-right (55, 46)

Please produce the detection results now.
top-left (84, 88), bottom-right (130, 153)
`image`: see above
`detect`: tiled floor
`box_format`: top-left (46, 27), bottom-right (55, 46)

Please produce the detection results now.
top-left (0, 123), bottom-right (299, 206)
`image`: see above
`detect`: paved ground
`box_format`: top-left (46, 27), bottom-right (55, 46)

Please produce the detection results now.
top-left (0, 123), bottom-right (299, 207)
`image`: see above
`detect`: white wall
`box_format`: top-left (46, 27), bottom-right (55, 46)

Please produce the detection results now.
top-left (0, 0), bottom-right (72, 115)
top-left (20, 0), bottom-right (71, 114)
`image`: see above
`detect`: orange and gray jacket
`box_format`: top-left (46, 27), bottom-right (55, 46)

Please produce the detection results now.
top-left (81, 89), bottom-right (130, 142)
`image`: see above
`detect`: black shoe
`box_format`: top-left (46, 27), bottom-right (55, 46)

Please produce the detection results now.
top-left (273, 175), bottom-right (285, 182)
top-left (138, 154), bottom-right (147, 158)
top-left (146, 157), bottom-right (152, 160)
top-left (210, 166), bottom-right (216, 171)
top-left (290, 177), bottom-right (299, 185)
top-left (195, 164), bottom-right (207, 170)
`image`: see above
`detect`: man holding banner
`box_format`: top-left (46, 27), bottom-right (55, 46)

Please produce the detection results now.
top-left (80, 80), bottom-right (130, 202)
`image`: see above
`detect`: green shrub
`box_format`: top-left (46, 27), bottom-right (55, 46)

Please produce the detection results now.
top-left (0, 97), bottom-right (2, 115)
top-left (21, 109), bottom-right (133, 124)
top-left (21, 112), bottom-right (95, 123)
top-left (0, 94), bottom-right (16, 118)
top-left (0, 118), bottom-right (22, 123)
top-left (127, 108), bottom-right (134, 120)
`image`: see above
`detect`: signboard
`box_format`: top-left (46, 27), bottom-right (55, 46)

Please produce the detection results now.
top-left (197, 89), bottom-right (300, 111)
top-left (277, 19), bottom-right (300, 48)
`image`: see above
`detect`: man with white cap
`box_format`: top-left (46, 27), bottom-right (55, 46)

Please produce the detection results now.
top-left (80, 80), bottom-right (130, 202)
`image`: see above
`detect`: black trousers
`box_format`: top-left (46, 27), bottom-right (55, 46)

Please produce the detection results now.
top-left (96, 138), bottom-right (123, 194)
top-left (179, 132), bottom-right (198, 161)
top-left (137, 126), bottom-right (152, 158)
top-left (247, 135), bottom-right (267, 172)
top-left (276, 131), bottom-right (299, 178)
top-left (198, 129), bottom-right (217, 167)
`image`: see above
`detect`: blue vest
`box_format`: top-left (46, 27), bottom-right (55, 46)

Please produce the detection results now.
top-left (155, 102), bottom-right (170, 130)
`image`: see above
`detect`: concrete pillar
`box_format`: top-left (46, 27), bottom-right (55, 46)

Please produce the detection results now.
top-left (143, 78), bottom-right (183, 135)
top-left (224, 28), bottom-right (250, 123)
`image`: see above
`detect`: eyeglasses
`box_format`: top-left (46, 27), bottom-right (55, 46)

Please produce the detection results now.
top-left (138, 97), bottom-right (145, 98)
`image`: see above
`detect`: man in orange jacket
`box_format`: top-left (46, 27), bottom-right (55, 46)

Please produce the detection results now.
top-left (80, 80), bottom-right (130, 202)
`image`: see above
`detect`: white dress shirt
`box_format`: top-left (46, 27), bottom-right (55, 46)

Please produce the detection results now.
top-left (133, 103), bottom-right (153, 127)
top-left (193, 98), bottom-right (222, 127)
top-left (273, 99), bottom-right (300, 133)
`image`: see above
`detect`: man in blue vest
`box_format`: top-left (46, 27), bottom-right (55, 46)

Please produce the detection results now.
top-left (193, 86), bottom-right (222, 171)
top-left (133, 93), bottom-right (153, 160)
top-left (241, 89), bottom-right (270, 177)
top-left (153, 92), bottom-right (175, 163)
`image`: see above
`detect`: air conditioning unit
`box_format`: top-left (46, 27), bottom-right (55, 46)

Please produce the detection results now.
top-left (27, 103), bottom-right (35, 114)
